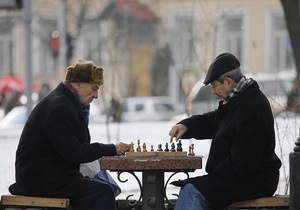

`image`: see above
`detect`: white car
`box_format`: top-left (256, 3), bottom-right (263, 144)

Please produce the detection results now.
top-left (247, 72), bottom-right (293, 115)
top-left (0, 106), bottom-right (27, 129)
top-left (186, 80), bottom-right (219, 115)
top-left (0, 106), bottom-right (28, 139)
top-left (187, 72), bottom-right (294, 116)
top-left (121, 97), bottom-right (177, 122)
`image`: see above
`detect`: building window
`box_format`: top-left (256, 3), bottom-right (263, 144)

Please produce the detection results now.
top-left (169, 10), bottom-right (199, 72)
top-left (216, 10), bottom-right (245, 67)
top-left (267, 11), bottom-right (294, 72)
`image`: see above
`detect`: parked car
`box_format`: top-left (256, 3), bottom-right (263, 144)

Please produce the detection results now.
top-left (186, 79), bottom-right (219, 115)
top-left (0, 106), bottom-right (27, 129)
top-left (0, 109), bottom-right (4, 120)
top-left (250, 73), bottom-right (293, 115)
top-left (121, 97), bottom-right (177, 122)
top-left (0, 100), bottom-right (110, 128)
top-left (187, 72), bottom-right (294, 116)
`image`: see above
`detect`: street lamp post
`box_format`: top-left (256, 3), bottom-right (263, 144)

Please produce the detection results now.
top-left (57, 0), bottom-right (66, 77)
top-left (23, 0), bottom-right (32, 117)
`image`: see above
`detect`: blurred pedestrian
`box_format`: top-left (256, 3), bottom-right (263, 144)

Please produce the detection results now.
top-left (0, 90), bottom-right (22, 115)
top-left (110, 96), bottom-right (122, 122)
top-left (9, 59), bottom-right (130, 210)
top-left (38, 82), bottom-right (51, 101)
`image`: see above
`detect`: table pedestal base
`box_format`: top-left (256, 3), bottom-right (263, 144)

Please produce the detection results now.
top-left (142, 171), bottom-right (165, 210)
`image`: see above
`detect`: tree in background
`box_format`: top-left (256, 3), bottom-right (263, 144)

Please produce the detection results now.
top-left (151, 44), bottom-right (172, 96)
top-left (281, 0), bottom-right (300, 80)
top-left (281, 0), bottom-right (300, 116)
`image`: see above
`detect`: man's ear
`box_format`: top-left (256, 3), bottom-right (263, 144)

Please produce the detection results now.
top-left (224, 77), bottom-right (235, 87)
top-left (74, 83), bottom-right (81, 90)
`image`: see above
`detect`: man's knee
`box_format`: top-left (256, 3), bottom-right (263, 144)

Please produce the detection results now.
top-left (181, 183), bottom-right (198, 194)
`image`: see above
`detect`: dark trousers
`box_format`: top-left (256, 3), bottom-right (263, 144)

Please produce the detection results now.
top-left (70, 179), bottom-right (116, 210)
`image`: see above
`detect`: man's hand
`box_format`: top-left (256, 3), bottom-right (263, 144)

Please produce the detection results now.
top-left (169, 124), bottom-right (187, 143)
top-left (115, 142), bottom-right (130, 155)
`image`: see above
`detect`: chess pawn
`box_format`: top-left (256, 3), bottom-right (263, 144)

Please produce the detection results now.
top-left (150, 145), bottom-right (154, 152)
top-left (164, 143), bottom-right (169, 152)
top-left (142, 142), bottom-right (147, 152)
top-left (170, 143), bottom-right (176, 152)
top-left (136, 139), bottom-right (141, 152)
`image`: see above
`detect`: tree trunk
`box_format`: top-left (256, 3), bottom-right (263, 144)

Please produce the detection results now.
top-left (280, 0), bottom-right (300, 80)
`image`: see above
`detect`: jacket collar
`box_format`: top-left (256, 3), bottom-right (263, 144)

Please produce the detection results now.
top-left (56, 82), bottom-right (82, 112)
top-left (219, 80), bottom-right (260, 112)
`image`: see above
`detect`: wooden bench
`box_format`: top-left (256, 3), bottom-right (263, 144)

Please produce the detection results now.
top-left (0, 195), bottom-right (70, 209)
top-left (226, 195), bottom-right (289, 209)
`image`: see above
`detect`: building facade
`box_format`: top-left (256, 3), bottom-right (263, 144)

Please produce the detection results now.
top-left (0, 0), bottom-right (293, 103)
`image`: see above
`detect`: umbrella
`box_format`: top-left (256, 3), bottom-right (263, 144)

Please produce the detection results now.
top-left (0, 76), bottom-right (25, 95)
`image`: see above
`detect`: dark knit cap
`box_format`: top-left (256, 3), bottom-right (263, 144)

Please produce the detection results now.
top-left (203, 53), bottom-right (240, 85)
top-left (65, 59), bottom-right (104, 85)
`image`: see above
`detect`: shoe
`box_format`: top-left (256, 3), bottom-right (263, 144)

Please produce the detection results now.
top-left (170, 179), bottom-right (188, 187)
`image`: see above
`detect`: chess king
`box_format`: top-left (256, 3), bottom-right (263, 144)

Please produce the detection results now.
top-left (168, 53), bottom-right (281, 210)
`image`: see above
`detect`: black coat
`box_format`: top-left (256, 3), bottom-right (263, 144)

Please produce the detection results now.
top-left (10, 83), bottom-right (117, 198)
top-left (178, 81), bottom-right (281, 209)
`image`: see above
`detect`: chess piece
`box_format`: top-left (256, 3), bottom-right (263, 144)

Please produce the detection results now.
top-left (164, 143), bottom-right (169, 152)
top-left (150, 145), bottom-right (154, 152)
top-left (142, 142), bottom-right (147, 152)
top-left (157, 144), bottom-right (163, 151)
top-left (188, 144), bottom-right (195, 156)
top-left (177, 140), bottom-right (183, 152)
top-left (129, 142), bottom-right (134, 152)
top-left (191, 144), bottom-right (195, 156)
top-left (136, 139), bottom-right (141, 152)
top-left (170, 143), bottom-right (176, 152)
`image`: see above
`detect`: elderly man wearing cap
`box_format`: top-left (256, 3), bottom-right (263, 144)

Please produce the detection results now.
top-left (169, 53), bottom-right (281, 209)
top-left (9, 60), bottom-right (130, 210)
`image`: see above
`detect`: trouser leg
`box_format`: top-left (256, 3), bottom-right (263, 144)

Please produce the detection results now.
top-left (70, 180), bottom-right (116, 210)
top-left (174, 183), bottom-right (206, 210)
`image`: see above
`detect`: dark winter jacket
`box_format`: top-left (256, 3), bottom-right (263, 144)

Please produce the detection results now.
top-left (10, 83), bottom-right (116, 198)
top-left (178, 80), bottom-right (281, 209)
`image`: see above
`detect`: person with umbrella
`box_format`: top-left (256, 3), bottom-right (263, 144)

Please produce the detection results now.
top-left (0, 76), bottom-right (25, 115)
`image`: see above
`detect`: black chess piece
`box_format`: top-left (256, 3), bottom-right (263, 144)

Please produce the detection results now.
top-left (157, 144), bottom-right (163, 152)
top-left (177, 140), bottom-right (183, 152)
top-left (164, 143), bottom-right (169, 152)
top-left (170, 143), bottom-right (176, 152)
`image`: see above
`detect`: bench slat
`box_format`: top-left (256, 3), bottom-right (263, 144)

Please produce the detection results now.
top-left (227, 195), bottom-right (289, 208)
top-left (1, 195), bottom-right (69, 208)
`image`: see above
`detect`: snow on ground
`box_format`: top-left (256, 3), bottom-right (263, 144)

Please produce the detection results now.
top-left (0, 113), bottom-right (299, 198)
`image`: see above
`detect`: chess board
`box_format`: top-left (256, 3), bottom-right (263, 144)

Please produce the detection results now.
top-left (127, 139), bottom-right (195, 157)
top-left (125, 151), bottom-right (188, 157)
